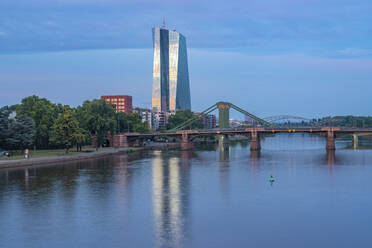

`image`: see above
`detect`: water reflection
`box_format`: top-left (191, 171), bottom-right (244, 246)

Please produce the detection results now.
top-left (2, 136), bottom-right (372, 248)
top-left (218, 144), bottom-right (230, 197)
top-left (116, 154), bottom-right (132, 204)
top-left (219, 144), bottom-right (230, 162)
top-left (250, 150), bottom-right (261, 162)
top-left (24, 168), bottom-right (29, 190)
top-left (326, 149), bottom-right (336, 166)
top-left (152, 151), bottom-right (190, 248)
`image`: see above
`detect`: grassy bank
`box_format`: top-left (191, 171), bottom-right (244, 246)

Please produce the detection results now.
top-left (0, 148), bottom-right (102, 160)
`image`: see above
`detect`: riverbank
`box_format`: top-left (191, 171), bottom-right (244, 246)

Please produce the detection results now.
top-left (0, 142), bottom-right (181, 170)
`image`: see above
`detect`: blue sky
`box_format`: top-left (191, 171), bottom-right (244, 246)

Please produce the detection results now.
top-left (0, 0), bottom-right (371, 118)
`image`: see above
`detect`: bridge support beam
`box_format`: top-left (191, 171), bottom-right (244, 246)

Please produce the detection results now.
top-left (250, 129), bottom-right (261, 151)
top-left (352, 134), bottom-right (358, 149)
top-left (326, 129), bottom-right (335, 150)
top-left (217, 102), bottom-right (230, 128)
top-left (181, 132), bottom-right (193, 150)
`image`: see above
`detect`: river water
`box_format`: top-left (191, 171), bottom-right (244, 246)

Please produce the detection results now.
top-left (1, 133), bottom-right (372, 248)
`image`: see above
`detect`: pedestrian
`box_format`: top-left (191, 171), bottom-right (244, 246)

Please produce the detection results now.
top-left (24, 148), bottom-right (29, 159)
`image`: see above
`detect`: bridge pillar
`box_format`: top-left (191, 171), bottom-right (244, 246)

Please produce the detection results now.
top-left (113, 134), bottom-right (128, 148)
top-left (217, 102), bottom-right (230, 128)
top-left (250, 129), bottom-right (261, 151)
top-left (326, 129), bottom-right (335, 150)
top-left (181, 132), bottom-right (193, 150)
top-left (352, 134), bottom-right (358, 149)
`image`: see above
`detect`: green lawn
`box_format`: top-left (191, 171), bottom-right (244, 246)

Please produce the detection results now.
top-left (0, 149), bottom-right (95, 160)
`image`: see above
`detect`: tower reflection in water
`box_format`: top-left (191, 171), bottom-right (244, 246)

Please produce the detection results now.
top-left (152, 150), bottom-right (191, 248)
top-left (219, 143), bottom-right (230, 196)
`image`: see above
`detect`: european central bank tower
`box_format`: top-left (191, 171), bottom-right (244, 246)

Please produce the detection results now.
top-left (152, 27), bottom-right (191, 112)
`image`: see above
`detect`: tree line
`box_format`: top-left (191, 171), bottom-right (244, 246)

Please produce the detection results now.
top-left (276, 116), bottom-right (372, 128)
top-left (0, 95), bottom-right (149, 153)
top-left (315, 116), bottom-right (372, 128)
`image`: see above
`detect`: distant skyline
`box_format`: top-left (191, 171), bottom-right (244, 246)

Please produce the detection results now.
top-left (1, 0), bottom-right (372, 118)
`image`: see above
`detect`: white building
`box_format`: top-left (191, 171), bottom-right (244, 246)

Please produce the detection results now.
top-left (133, 107), bottom-right (153, 129)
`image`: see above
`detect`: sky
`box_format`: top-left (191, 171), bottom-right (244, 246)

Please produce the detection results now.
top-left (0, 0), bottom-right (372, 118)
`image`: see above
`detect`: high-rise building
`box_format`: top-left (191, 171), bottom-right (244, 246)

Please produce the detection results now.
top-left (152, 26), bottom-right (191, 113)
top-left (101, 95), bottom-right (133, 113)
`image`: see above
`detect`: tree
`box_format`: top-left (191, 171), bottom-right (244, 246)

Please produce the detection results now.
top-left (0, 107), bottom-right (11, 149)
top-left (166, 110), bottom-right (203, 130)
top-left (133, 121), bottom-right (150, 133)
top-left (76, 99), bottom-right (116, 149)
top-left (7, 115), bottom-right (35, 150)
top-left (74, 128), bottom-right (90, 151)
top-left (50, 107), bottom-right (80, 153)
top-left (116, 112), bottom-right (149, 133)
top-left (0, 106), bottom-right (35, 150)
top-left (16, 95), bottom-right (61, 148)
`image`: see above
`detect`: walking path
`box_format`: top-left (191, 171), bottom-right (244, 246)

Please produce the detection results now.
top-left (0, 143), bottom-right (180, 170)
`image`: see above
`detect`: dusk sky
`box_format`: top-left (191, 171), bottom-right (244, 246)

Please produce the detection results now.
top-left (1, 0), bottom-right (371, 118)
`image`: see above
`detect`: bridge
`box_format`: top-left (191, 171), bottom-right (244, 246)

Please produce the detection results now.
top-left (108, 102), bottom-right (372, 153)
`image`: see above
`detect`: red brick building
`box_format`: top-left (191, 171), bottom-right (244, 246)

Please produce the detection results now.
top-left (101, 95), bottom-right (133, 113)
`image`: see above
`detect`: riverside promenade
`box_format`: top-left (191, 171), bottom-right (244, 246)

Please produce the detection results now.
top-left (0, 143), bottom-right (181, 170)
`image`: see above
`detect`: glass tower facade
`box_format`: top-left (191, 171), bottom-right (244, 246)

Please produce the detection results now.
top-left (152, 27), bottom-right (191, 112)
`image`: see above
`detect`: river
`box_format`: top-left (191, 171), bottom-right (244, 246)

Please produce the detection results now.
top-left (1, 133), bottom-right (372, 248)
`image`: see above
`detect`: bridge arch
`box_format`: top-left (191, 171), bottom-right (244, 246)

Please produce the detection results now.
top-left (263, 115), bottom-right (311, 123)
top-left (169, 102), bottom-right (274, 132)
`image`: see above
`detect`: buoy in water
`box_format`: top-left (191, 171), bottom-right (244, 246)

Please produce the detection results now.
top-left (269, 175), bottom-right (275, 183)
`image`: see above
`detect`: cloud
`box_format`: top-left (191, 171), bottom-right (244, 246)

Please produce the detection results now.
top-left (338, 48), bottom-right (372, 56)
top-left (0, 0), bottom-right (371, 58)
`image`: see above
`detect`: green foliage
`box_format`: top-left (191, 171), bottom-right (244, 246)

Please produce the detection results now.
top-left (76, 99), bottom-right (116, 149)
top-left (2, 96), bottom-right (153, 151)
top-left (116, 112), bottom-right (150, 133)
top-left (0, 107), bottom-right (10, 147)
top-left (0, 106), bottom-right (35, 150)
top-left (166, 110), bottom-right (203, 130)
top-left (8, 115), bottom-right (36, 150)
top-left (16, 95), bottom-right (62, 148)
top-left (316, 116), bottom-right (372, 128)
top-left (133, 121), bottom-right (150, 133)
top-left (50, 107), bottom-right (81, 153)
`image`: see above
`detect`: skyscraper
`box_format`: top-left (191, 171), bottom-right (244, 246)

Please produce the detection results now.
top-left (152, 26), bottom-right (191, 112)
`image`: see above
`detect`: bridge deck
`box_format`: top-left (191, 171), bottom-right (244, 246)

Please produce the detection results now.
top-left (124, 127), bottom-right (372, 137)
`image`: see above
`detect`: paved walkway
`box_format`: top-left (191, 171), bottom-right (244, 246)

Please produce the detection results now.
top-left (0, 148), bottom-right (127, 169)
top-left (0, 143), bottom-right (181, 170)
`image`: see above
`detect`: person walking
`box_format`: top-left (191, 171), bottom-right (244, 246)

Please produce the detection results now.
top-left (24, 148), bottom-right (29, 159)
